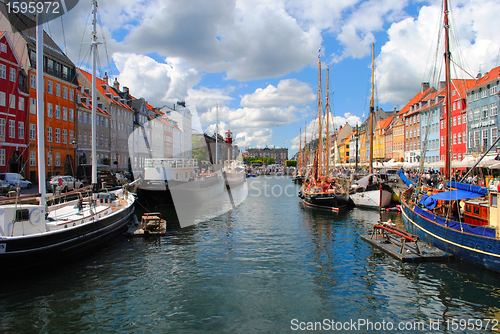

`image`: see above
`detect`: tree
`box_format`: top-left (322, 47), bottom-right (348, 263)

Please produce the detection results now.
top-left (285, 160), bottom-right (297, 167)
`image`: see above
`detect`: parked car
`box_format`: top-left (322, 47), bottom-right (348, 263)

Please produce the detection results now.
top-left (0, 172), bottom-right (32, 189)
top-left (0, 179), bottom-right (15, 195)
top-left (48, 176), bottom-right (84, 193)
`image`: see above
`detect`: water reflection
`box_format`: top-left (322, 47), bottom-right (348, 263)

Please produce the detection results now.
top-left (1, 177), bottom-right (500, 333)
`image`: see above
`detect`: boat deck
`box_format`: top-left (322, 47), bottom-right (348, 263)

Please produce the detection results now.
top-left (361, 223), bottom-right (452, 263)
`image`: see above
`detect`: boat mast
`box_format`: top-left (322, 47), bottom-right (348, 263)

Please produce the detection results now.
top-left (355, 124), bottom-right (359, 171)
top-left (317, 48), bottom-right (322, 181)
top-left (304, 120), bottom-right (307, 174)
top-left (369, 43), bottom-right (374, 174)
top-left (215, 103), bottom-right (218, 164)
top-left (444, 0), bottom-right (452, 181)
top-left (91, 0), bottom-right (98, 187)
top-left (326, 66), bottom-right (330, 178)
top-left (299, 127), bottom-right (302, 175)
top-left (36, 12), bottom-right (46, 205)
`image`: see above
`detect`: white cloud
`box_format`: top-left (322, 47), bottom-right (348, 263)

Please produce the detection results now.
top-left (290, 112), bottom-right (362, 149)
top-left (376, 1), bottom-right (500, 105)
top-left (112, 53), bottom-right (201, 106)
top-left (240, 79), bottom-right (316, 108)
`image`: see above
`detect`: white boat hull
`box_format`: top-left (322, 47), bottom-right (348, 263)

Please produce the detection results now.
top-left (351, 189), bottom-right (392, 208)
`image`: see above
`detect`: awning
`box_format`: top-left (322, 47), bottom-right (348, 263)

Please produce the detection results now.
top-left (419, 189), bottom-right (486, 210)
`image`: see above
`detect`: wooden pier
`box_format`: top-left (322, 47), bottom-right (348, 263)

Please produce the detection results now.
top-left (361, 221), bottom-right (452, 262)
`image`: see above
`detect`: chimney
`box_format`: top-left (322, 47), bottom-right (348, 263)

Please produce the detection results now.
top-left (103, 72), bottom-right (109, 85)
top-left (421, 82), bottom-right (430, 93)
top-left (113, 78), bottom-right (120, 91)
top-left (438, 81), bottom-right (446, 90)
top-left (123, 87), bottom-right (129, 95)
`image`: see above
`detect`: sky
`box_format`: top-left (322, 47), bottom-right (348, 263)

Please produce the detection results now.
top-left (43, 0), bottom-right (500, 158)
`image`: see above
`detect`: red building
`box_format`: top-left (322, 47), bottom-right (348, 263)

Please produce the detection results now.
top-left (0, 31), bottom-right (28, 174)
top-left (440, 79), bottom-right (475, 164)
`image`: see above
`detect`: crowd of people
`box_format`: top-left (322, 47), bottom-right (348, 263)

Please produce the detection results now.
top-left (403, 169), bottom-right (484, 188)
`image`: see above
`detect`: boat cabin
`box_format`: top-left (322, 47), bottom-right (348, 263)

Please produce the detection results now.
top-left (463, 198), bottom-right (489, 226)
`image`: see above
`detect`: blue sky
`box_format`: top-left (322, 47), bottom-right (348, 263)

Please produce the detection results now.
top-left (46, 0), bottom-right (500, 157)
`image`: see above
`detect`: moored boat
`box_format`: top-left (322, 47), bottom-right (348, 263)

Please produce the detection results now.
top-left (0, 1), bottom-right (135, 275)
top-left (400, 0), bottom-right (500, 272)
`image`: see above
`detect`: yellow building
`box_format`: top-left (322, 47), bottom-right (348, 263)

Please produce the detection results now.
top-left (358, 127), bottom-right (367, 164)
top-left (374, 118), bottom-right (392, 161)
top-left (392, 116), bottom-right (405, 162)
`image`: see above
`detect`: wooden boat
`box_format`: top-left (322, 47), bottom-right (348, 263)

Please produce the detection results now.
top-left (400, 0), bottom-right (500, 272)
top-left (350, 44), bottom-right (394, 209)
top-left (299, 53), bottom-right (350, 211)
top-left (0, 1), bottom-right (135, 275)
top-left (128, 212), bottom-right (167, 236)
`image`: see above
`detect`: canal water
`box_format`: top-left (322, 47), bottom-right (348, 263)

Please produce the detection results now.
top-left (1, 176), bottom-right (500, 333)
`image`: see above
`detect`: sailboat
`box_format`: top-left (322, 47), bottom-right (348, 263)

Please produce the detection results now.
top-left (400, 0), bottom-right (500, 272)
top-left (0, 1), bottom-right (135, 275)
top-left (350, 44), bottom-right (394, 209)
top-left (299, 51), bottom-right (350, 211)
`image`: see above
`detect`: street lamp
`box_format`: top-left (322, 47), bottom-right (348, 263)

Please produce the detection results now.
top-left (72, 139), bottom-right (77, 189)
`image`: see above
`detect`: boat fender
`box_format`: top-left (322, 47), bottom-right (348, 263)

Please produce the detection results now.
top-left (30, 208), bottom-right (43, 226)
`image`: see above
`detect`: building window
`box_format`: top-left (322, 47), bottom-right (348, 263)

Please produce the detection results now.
top-left (47, 80), bottom-right (53, 94)
top-left (482, 106), bottom-right (488, 118)
top-left (0, 149), bottom-right (5, 166)
top-left (474, 108), bottom-right (480, 120)
top-left (56, 83), bottom-right (61, 97)
top-left (18, 121), bottom-right (24, 140)
top-left (463, 114), bottom-right (466, 124)
top-left (18, 97), bottom-right (24, 111)
top-left (458, 132), bottom-right (461, 144)
top-left (63, 86), bottom-right (68, 99)
top-left (47, 151), bottom-right (52, 167)
top-left (453, 117), bottom-right (456, 126)
top-left (482, 129), bottom-right (488, 148)
top-left (30, 74), bottom-right (36, 89)
top-left (63, 129), bottom-right (67, 143)
top-left (55, 105), bottom-right (61, 119)
top-left (0, 64), bottom-right (6, 79)
top-left (474, 131), bottom-right (480, 148)
top-left (490, 85), bottom-right (498, 96)
top-left (457, 115), bottom-right (461, 125)
top-left (481, 89), bottom-right (488, 98)
top-left (69, 109), bottom-right (74, 122)
top-left (491, 103), bottom-right (498, 116)
top-left (30, 123), bottom-right (36, 140)
top-left (55, 128), bottom-right (60, 143)
top-left (30, 150), bottom-right (36, 166)
top-left (8, 119), bottom-right (15, 138)
top-left (493, 128), bottom-right (498, 144)
top-left (453, 133), bottom-right (456, 145)
top-left (47, 103), bottom-right (53, 118)
top-left (83, 112), bottom-right (88, 123)
top-left (0, 43), bottom-right (6, 53)
top-left (30, 98), bottom-right (36, 114)
top-left (69, 89), bottom-right (74, 101)
top-left (9, 94), bottom-right (15, 109)
top-left (69, 130), bottom-right (74, 141)
top-left (9, 68), bottom-right (16, 82)
top-left (55, 152), bottom-right (61, 167)
top-left (47, 127), bottom-right (52, 142)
